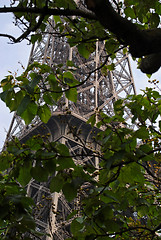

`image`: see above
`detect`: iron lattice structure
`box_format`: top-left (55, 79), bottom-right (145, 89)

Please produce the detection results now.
top-left (5, 5), bottom-right (136, 239)
top-left (5, 35), bottom-right (136, 142)
top-left (23, 113), bottom-right (99, 239)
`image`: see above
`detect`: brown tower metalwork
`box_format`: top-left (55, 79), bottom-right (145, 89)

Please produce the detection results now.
top-left (5, 40), bottom-right (136, 141)
top-left (4, 3), bottom-right (136, 239)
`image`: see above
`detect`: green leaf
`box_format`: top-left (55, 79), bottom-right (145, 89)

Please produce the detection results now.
top-left (50, 174), bottom-right (64, 193)
top-left (30, 33), bottom-right (42, 43)
top-left (101, 65), bottom-right (108, 76)
top-left (27, 101), bottom-right (38, 115)
top-left (87, 114), bottom-right (96, 127)
top-left (63, 182), bottom-right (77, 202)
top-left (17, 95), bottom-right (31, 116)
top-left (20, 215), bottom-right (36, 230)
top-left (114, 99), bottom-right (124, 115)
top-left (54, 15), bottom-right (62, 24)
top-left (124, 7), bottom-right (136, 19)
top-left (100, 192), bottom-right (119, 204)
top-left (105, 39), bottom-right (119, 54)
top-left (56, 143), bottom-right (71, 156)
top-left (137, 204), bottom-right (149, 218)
top-left (43, 92), bottom-right (54, 105)
top-left (17, 163), bottom-right (32, 186)
top-left (39, 64), bottom-right (52, 74)
top-left (57, 156), bottom-right (75, 170)
top-left (38, 105), bottom-right (51, 123)
top-left (77, 43), bottom-right (90, 59)
top-left (65, 88), bottom-right (77, 102)
top-left (47, 74), bottom-right (63, 100)
top-left (107, 63), bottom-right (115, 71)
top-left (26, 136), bottom-right (44, 150)
top-left (70, 219), bottom-right (84, 237)
top-left (0, 90), bottom-right (8, 102)
top-left (67, 60), bottom-right (77, 67)
top-left (56, 144), bottom-right (75, 169)
top-left (31, 34), bottom-right (39, 44)
top-left (20, 100), bottom-right (38, 124)
top-left (135, 126), bottom-right (149, 140)
top-left (31, 166), bottom-right (48, 182)
top-left (94, 205), bottom-right (114, 229)
top-left (123, 47), bottom-right (128, 55)
top-left (47, 74), bottom-right (57, 89)
top-left (29, 73), bottom-right (42, 88)
top-left (119, 162), bottom-right (145, 185)
top-left (44, 159), bottom-right (56, 174)
top-left (0, 153), bottom-right (10, 171)
top-left (21, 109), bottom-right (34, 124)
top-left (63, 71), bottom-right (74, 80)
top-left (51, 89), bottom-right (63, 101)
top-left (54, 0), bottom-right (77, 9)
top-left (5, 90), bottom-right (15, 108)
top-left (1, 75), bottom-right (13, 90)
top-left (139, 144), bottom-right (153, 154)
top-left (10, 91), bottom-right (24, 112)
top-left (63, 71), bottom-right (79, 86)
top-left (104, 220), bottom-right (122, 232)
top-left (149, 13), bottom-right (160, 28)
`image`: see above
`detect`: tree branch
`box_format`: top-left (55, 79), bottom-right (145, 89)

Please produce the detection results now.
top-left (0, 6), bottom-right (96, 20)
top-left (85, 0), bottom-right (161, 57)
top-left (0, 6), bottom-right (96, 44)
top-left (1, 3), bottom-right (161, 58)
top-left (14, 13), bottom-right (45, 43)
top-left (85, 0), bottom-right (161, 74)
top-left (2, 2), bottom-right (161, 73)
top-left (0, 33), bottom-right (16, 42)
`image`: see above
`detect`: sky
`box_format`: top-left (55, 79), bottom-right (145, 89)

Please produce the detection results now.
top-left (0, 0), bottom-right (31, 149)
top-left (0, 1), bottom-right (161, 149)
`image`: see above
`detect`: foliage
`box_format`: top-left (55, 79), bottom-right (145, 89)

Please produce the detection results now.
top-left (0, 62), bottom-right (79, 124)
top-left (1, 85), bottom-right (161, 239)
top-left (1, 0), bottom-right (161, 239)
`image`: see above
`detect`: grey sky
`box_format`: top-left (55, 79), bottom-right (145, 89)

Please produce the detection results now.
top-left (0, 1), bottom-right (161, 149)
top-left (0, 0), bottom-right (30, 149)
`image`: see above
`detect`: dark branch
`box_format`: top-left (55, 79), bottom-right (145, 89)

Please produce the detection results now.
top-left (0, 33), bottom-right (16, 42)
top-left (1, 2), bottom-right (161, 73)
top-left (13, 14), bottom-right (45, 43)
top-left (0, 6), bottom-right (96, 20)
top-left (85, 0), bottom-right (161, 74)
top-left (0, 6), bottom-right (96, 44)
top-left (85, 0), bottom-right (161, 57)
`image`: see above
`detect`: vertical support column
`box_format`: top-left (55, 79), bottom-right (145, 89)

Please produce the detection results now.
top-left (47, 136), bottom-right (67, 239)
top-left (127, 54), bottom-right (137, 95)
top-left (95, 41), bottom-right (99, 123)
top-left (65, 47), bottom-right (73, 108)
top-left (109, 70), bottom-right (118, 101)
top-left (95, 156), bottom-right (99, 181)
top-left (46, 192), bottom-right (60, 240)
top-left (49, 18), bottom-right (55, 67)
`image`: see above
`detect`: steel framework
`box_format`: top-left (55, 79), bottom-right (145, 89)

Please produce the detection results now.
top-left (5, 38), bottom-right (136, 142)
top-left (23, 113), bottom-right (99, 239)
top-left (4, 2), bottom-right (136, 239)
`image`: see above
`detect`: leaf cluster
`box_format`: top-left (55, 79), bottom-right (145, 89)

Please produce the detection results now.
top-left (1, 83), bottom-right (161, 238)
top-left (0, 61), bottom-right (79, 124)
top-left (1, 0), bottom-right (161, 238)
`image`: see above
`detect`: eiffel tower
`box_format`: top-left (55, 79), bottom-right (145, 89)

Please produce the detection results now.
top-left (4, 3), bottom-right (136, 240)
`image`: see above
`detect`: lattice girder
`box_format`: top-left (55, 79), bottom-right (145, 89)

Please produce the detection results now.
top-left (4, 2), bottom-right (137, 238)
top-left (23, 113), bottom-right (99, 239)
top-left (5, 33), bottom-right (136, 142)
